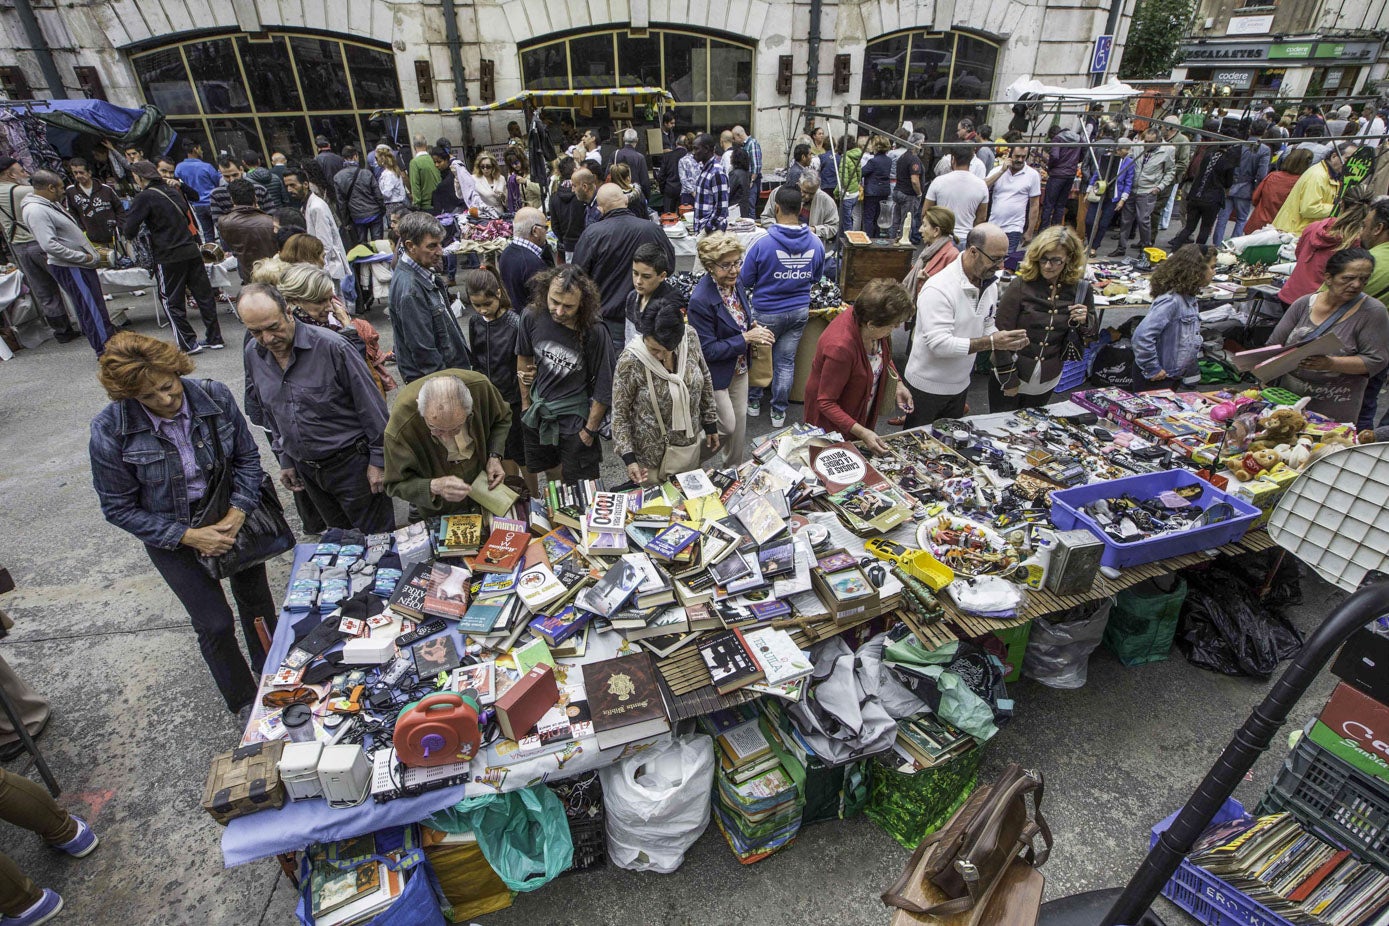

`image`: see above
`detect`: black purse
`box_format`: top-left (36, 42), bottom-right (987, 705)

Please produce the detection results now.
top-left (1061, 280), bottom-right (1092, 364)
top-left (194, 384), bottom-right (295, 580)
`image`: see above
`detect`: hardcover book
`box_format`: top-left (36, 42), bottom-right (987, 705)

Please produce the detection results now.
top-left (581, 651), bottom-right (670, 750)
top-left (472, 528), bottom-right (528, 575)
top-left (436, 514), bottom-right (484, 556)
top-left (698, 629), bottom-right (766, 694)
top-left (422, 563), bottom-right (470, 620)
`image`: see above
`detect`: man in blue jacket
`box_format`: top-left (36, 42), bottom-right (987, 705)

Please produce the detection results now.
top-left (740, 184), bottom-right (825, 428)
top-left (173, 140), bottom-right (220, 241)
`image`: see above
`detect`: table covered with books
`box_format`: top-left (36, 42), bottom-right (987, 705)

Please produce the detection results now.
top-left (207, 379), bottom-right (1366, 924)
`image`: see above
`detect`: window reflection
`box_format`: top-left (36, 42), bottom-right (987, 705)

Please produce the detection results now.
top-left (186, 39), bottom-right (250, 113)
top-left (860, 31), bottom-right (999, 112)
top-left (290, 37), bottom-right (353, 110)
top-left (134, 49), bottom-right (198, 115)
top-left (236, 37), bottom-right (301, 112)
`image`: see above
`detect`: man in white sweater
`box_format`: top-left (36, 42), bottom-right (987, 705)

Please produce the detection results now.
top-left (903, 222), bottom-right (1027, 425)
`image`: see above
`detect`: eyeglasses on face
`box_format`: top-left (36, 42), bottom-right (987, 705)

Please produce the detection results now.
top-left (973, 246), bottom-right (1007, 266)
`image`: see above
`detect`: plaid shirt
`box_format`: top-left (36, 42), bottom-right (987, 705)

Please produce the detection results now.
top-left (678, 154), bottom-right (700, 196)
top-left (692, 159), bottom-right (729, 234)
top-left (744, 136), bottom-right (763, 177)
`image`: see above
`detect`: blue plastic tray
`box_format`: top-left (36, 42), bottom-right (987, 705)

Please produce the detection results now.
top-left (1149, 798), bottom-right (1296, 926)
top-left (1049, 470), bottom-right (1260, 569)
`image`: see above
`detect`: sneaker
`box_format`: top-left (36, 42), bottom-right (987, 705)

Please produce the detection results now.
top-left (770, 411), bottom-right (786, 428)
top-left (6, 889), bottom-right (62, 925)
top-left (747, 399), bottom-right (761, 418)
top-left (184, 343), bottom-right (205, 355)
top-left (54, 818), bottom-right (98, 858)
top-left (199, 340), bottom-right (225, 351)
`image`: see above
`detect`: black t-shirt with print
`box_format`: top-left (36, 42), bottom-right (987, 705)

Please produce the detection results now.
top-left (516, 308), bottom-right (615, 433)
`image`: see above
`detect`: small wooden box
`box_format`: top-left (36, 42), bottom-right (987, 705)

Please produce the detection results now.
top-left (839, 241), bottom-right (915, 301)
top-left (202, 740), bottom-right (286, 825)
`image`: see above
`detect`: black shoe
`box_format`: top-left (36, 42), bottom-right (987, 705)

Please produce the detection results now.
top-left (1107, 247), bottom-right (1126, 258)
top-left (53, 331), bottom-right (82, 344)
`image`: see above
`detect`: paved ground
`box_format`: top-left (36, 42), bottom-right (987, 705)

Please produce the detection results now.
top-left (0, 287), bottom-right (1341, 925)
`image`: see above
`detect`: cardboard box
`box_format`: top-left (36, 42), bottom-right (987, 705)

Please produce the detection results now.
top-left (1332, 626), bottom-right (1389, 703)
top-left (1308, 682), bottom-right (1389, 784)
top-left (1231, 477), bottom-right (1285, 528)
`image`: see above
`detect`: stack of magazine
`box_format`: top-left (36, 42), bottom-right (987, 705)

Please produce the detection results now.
top-left (1189, 811), bottom-right (1389, 926)
top-left (702, 706), bottom-right (804, 864)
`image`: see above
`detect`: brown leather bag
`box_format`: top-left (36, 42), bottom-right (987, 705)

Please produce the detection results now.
top-left (883, 763), bottom-right (1052, 920)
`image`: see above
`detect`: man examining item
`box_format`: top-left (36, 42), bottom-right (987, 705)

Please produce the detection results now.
top-left (124, 160), bottom-right (224, 352)
top-left (924, 146), bottom-right (991, 245)
top-left (573, 183), bottom-right (675, 349)
top-left (22, 171), bottom-right (115, 356)
top-left (741, 184), bottom-right (826, 428)
top-left (216, 179), bottom-right (277, 285)
top-left (986, 146), bottom-right (1041, 252)
top-left (63, 158), bottom-right (122, 248)
top-left (0, 158), bottom-right (81, 343)
top-left (904, 223), bottom-right (1027, 425)
top-left (761, 172), bottom-right (839, 244)
top-left (388, 211), bottom-right (472, 382)
top-left (240, 284), bottom-right (393, 534)
top-left (1273, 141), bottom-right (1354, 235)
top-left (384, 370), bottom-right (512, 517)
top-left (690, 133), bottom-right (730, 235)
top-left (498, 207), bottom-right (549, 313)
top-left (516, 266), bottom-right (615, 482)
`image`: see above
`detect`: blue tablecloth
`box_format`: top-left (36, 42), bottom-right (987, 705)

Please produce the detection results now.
top-left (221, 544), bottom-right (660, 867)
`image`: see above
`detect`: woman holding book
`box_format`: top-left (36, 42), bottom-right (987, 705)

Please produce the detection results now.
top-left (1270, 247), bottom-right (1388, 422)
top-left (611, 300), bottom-right (720, 486)
top-left (88, 332), bottom-right (278, 717)
top-left (802, 279), bottom-right (915, 455)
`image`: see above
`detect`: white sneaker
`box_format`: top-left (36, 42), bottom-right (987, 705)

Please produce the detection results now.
top-left (771, 411), bottom-right (786, 428)
top-left (747, 399), bottom-right (761, 418)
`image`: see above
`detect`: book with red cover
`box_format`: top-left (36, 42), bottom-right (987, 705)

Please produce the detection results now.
top-left (471, 528), bottom-right (528, 575)
top-left (581, 652), bottom-right (670, 750)
top-left (421, 563), bottom-right (469, 620)
top-left (1288, 848), bottom-right (1351, 902)
top-left (495, 663), bottom-right (560, 741)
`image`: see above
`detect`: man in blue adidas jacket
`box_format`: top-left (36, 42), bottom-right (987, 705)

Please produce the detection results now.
top-left (740, 184), bottom-right (825, 427)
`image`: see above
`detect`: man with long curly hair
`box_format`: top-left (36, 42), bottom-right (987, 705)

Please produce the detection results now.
top-left (516, 266), bottom-right (614, 481)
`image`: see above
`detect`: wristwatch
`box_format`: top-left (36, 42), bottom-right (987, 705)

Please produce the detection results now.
top-left (487, 451), bottom-right (503, 460)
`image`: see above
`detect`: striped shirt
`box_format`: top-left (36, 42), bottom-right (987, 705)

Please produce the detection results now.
top-left (692, 159), bottom-right (729, 234)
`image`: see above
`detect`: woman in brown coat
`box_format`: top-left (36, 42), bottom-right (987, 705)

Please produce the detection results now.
top-left (989, 226), bottom-right (1097, 411)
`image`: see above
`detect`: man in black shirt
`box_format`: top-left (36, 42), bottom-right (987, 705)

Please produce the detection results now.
top-left (892, 134), bottom-right (926, 244)
top-left (122, 160), bottom-right (224, 353)
top-left (63, 158), bottom-right (122, 248)
top-left (516, 266), bottom-right (614, 481)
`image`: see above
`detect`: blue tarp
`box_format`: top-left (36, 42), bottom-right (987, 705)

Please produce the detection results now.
top-left (29, 100), bottom-right (174, 157)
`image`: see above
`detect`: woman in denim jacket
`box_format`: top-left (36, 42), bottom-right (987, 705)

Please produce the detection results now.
top-left (1132, 244), bottom-right (1215, 386)
top-left (89, 332), bottom-right (277, 715)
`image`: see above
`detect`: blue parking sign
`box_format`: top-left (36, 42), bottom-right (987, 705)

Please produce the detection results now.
top-left (1091, 35), bottom-right (1114, 74)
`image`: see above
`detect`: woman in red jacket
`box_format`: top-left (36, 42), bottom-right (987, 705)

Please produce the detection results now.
top-left (803, 279), bottom-right (915, 454)
top-left (1244, 148), bottom-right (1312, 235)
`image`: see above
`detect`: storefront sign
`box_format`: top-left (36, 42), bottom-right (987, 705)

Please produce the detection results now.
top-left (1225, 15), bottom-right (1273, 36)
top-left (1211, 70), bottom-right (1255, 89)
top-left (1180, 38), bottom-right (1381, 66)
top-left (1180, 42), bottom-right (1269, 62)
top-left (1269, 42), bottom-right (1313, 59)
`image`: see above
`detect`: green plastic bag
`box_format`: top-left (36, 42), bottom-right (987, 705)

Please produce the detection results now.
top-left (865, 748), bottom-right (982, 849)
top-left (1104, 575), bottom-right (1188, 666)
top-left (425, 785), bottom-right (573, 893)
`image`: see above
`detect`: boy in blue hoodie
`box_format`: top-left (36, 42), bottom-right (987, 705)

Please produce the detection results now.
top-left (740, 184), bottom-right (826, 427)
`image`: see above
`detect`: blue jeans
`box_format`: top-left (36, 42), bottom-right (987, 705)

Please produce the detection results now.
top-left (891, 189), bottom-right (921, 242)
top-left (841, 192), bottom-right (859, 232)
top-left (747, 305), bottom-right (810, 417)
top-left (1213, 195), bottom-right (1252, 246)
top-left (1006, 231), bottom-right (1024, 253)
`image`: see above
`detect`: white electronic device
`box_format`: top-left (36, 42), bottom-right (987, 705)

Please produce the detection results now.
top-left (317, 744), bottom-right (372, 808)
top-left (342, 634), bottom-right (397, 665)
top-left (278, 741), bottom-right (325, 801)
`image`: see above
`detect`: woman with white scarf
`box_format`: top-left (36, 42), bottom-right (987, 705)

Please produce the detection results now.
top-left (611, 301), bottom-right (720, 485)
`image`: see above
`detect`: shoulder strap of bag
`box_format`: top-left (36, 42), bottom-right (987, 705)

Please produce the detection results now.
top-left (200, 379), bottom-right (227, 466)
top-left (1299, 293), bottom-right (1366, 345)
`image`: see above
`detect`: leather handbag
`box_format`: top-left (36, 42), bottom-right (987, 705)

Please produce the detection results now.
top-left (883, 763), bottom-right (1052, 921)
top-left (194, 383), bottom-right (296, 580)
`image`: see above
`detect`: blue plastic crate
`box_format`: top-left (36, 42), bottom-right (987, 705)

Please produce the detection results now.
top-left (1050, 469), bottom-right (1260, 568)
top-left (1148, 798), bottom-right (1296, 926)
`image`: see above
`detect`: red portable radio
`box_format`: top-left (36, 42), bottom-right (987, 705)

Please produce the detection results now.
top-left (393, 691), bottom-right (482, 767)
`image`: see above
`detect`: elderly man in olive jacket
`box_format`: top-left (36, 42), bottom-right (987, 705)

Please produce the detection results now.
top-left (384, 369), bottom-right (512, 518)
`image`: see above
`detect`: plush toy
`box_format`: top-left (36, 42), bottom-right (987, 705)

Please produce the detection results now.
top-left (1250, 407), bottom-right (1308, 451)
top-left (1308, 433), bottom-right (1357, 464)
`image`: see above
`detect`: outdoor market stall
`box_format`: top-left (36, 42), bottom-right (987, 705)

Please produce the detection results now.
top-left (200, 343), bottom-right (1366, 923)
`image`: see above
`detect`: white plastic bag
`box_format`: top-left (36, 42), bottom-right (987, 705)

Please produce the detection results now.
top-left (599, 734), bottom-right (714, 873)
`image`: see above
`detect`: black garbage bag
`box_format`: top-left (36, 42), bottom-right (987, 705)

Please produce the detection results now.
top-left (1178, 566), bottom-right (1303, 679)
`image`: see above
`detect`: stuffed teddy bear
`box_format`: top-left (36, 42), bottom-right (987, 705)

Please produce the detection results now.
top-left (1249, 407), bottom-right (1307, 451)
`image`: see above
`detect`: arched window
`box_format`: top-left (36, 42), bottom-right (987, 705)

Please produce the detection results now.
top-left (130, 32), bottom-right (402, 162)
top-left (859, 30), bottom-right (1000, 143)
top-left (519, 27), bottom-right (754, 138)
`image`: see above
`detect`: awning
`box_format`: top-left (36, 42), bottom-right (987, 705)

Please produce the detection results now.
top-left (371, 87), bottom-right (676, 119)
top-left (30, 100), bottom-right (175, 157)
top-left (1002, 77), bottom-right (1142, 103)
